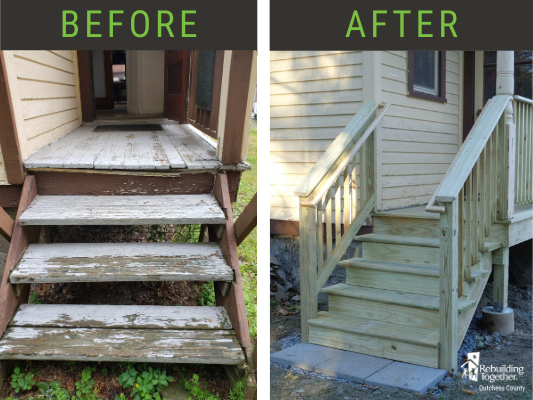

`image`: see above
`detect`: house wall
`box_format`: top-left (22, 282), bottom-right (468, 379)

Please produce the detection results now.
top-left (2, 50), bottom-right (83, 160)
top-left (270, 51), bottom-right (364, 221)
top-left (127, 50), bottom-right (165, 115)
top-left (378, 51), bottom-right (462, 210)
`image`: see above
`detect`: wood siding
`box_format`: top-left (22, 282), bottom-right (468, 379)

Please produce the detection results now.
top-left (270, 51), bottom-right (364, 220)
top-left (379, 51), bottom-right (461, 210)
top-left (2, 51), bottom-right (82, 160)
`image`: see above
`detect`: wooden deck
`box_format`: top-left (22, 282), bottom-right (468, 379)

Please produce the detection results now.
top-left (24, 120), bottom-right (247, 171)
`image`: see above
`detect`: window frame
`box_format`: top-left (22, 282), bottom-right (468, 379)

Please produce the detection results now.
top-left (408, 51), bottom-right (447, 103)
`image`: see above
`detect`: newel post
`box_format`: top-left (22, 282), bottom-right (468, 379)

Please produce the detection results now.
top-left (496, 51), bottom-right (516, 219)
top-left (439, 199), bottom-right (459, 373)
top-left (299, 200), bottom-right (318, 343)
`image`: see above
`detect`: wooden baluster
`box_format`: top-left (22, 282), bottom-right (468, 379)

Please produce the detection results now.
top-left (326, 188), bottom-right (333, 258)
top-left (492, 124), bottom-right (499, 223)
top-left (478, 151), bottom-right (485, 251)
top-left (471, 161), bottom-right (479, 265)
top-left (360, 142), bottom-right (367, 204)
top-left (465, 173), bottom-right (472, 276)
top-left (366, 132), bottom-right (375, 196)
top-left (458, 186), bottom-right (464, 298)
top-left (335, 175), bottom-right (342, 245)
top-left (516, 102), bottom-right (522, 204)
top-left (527, 105), bottom-right (532, 203)
top-left (497, 114), bottom-right (508, 221)
top-left (483, 144), bottom-right (491, 238)
top-left (344, 164), bottom-right (351, 228)
top-left (317, 199), bottom-right (324, 269)
top-left (351, 155), bottom-right (357, 219)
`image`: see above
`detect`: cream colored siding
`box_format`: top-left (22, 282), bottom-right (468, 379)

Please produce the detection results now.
top-left (379, 51), bottom-right (462, 210)
top-left (270, 51), bottom-right (363, 220)
top-left (3, 51), bottom-right (82, 160)
top-left (0, 146), bottom-right (8, 185)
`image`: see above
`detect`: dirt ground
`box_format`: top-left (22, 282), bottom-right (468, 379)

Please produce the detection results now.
top-left (270, 282), bottom-right (533, 399)
top-left (0, 224), bottom-right (232, 400)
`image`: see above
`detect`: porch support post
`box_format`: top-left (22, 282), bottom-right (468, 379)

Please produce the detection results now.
top-left (496, 51), bottom-right (515, 219)
top-left (439, 199), bottom-right (458, 373)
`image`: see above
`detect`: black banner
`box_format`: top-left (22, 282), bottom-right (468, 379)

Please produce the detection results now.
top-left (271, 0), bottom-right (533, 50)
top-left (1, 0), bottom-right (257, 49)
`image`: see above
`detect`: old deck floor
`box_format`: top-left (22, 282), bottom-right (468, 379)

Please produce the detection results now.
top-left (24, 120), bottom-right (242, 171)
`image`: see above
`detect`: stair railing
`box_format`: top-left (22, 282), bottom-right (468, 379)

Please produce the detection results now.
top-left (294, 101), bottom-right (389, 342)
top-left (514, 95), bottom-right (532, 205)
top-left (425, 94), bottom-right (513, 372)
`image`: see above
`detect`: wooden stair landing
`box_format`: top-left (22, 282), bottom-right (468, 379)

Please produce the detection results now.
top-left (10, 243), bottom-right (234, 283)
top-left (0, 305), bottom-right (244, 364)
top-left (18, 194), bottom-right (225, 225)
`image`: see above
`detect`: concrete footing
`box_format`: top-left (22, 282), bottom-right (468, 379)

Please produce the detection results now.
top-left (482, 306), bottom-right (515, 335)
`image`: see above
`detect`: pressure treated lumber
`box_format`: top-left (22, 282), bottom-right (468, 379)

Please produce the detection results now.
top-left (0, 327), bottom-right (244, 364)
top-left (321, 284), bottom-right (475, 313)
top-left (19, 194), bottom-right (226, 225)
top-left (10, 243), bottom-right (234, 283)
top-left (353, 233), bottom-right (440, 248)
top-left (10, 304), bottom-right (232, 330)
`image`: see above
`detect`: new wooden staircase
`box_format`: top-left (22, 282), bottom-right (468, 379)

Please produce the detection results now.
top-left (0, 172), bottom-right (255, 392)
top-left (296, 96), bottom-right (532, 372)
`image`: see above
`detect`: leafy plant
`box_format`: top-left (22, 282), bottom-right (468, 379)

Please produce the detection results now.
top-left (101, 367), bottom-right (108, 377)
top-left (118, 365), bottom-right (138, 388)
top-left (10, 367), bottom-right (36, 393)
top-left (183, 374), bottom-right (224, 400)
top-left (74, 366), bottom-right (96, 399)
top-left (29, 291), bottom-right (42, 304)
top-left (228, 382), bottom-right (245, 400)
top-left (37, 381), bottom-right (70, 400)
top-left (196, 283), bottom-right (215, 306)
top-left (130, 366), bottom-right (173, 400)
top-left (172, 225), bottom-right (201, 243)
top-left (114, 394), bottom-right (127, 400)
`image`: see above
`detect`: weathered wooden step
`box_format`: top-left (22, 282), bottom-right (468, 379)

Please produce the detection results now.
top-left (10, 304), bottom-right (232, 330)
top-left (0, 304), bottom-right (243, 364)
top-left (322, 283), bottom-right (476, 313)
top-left (354, 233), bottom-right (440, 248)
top-left (19, 194), bottom-right (225, 225)
top-left (308, 312), bottom-right (439, 368)
top-left (10, 243), bottom-right (233, 283)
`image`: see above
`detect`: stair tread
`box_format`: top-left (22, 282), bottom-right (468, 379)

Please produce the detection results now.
top-left (308, 312), bottom-right (439, 347)
top-left (353, 234), bottom-right (440, 247)
top-left (0, 304), bottom-right (243, 364)
top-left (321, 283), bottom-right (475, 313)
top-left (0, 327), bottom-right (244, 364)
top-left (19, 194), bottom-right (225, 226)
top-left (339, 258), bottom-right (439, 276)
top-left (372, 206), bottom-right (439, 220)
top-left (10, 243), bottom-right (233, 283)
top-left (339, 258), bottom-right (489, 281)
top-left (10, 304), bottom-right (232, 330)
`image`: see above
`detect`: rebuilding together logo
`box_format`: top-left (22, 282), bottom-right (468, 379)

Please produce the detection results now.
top-left (461, 352), bottom-right (526, 392)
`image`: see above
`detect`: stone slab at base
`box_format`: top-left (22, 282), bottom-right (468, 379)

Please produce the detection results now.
top-left (365, 361), bottom-right (447, 393)
top-left (482, 306), bottom-right (515, 335)
top-left (271, 343), bottom-right (447, 393)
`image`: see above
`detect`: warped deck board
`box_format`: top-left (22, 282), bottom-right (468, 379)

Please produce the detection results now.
top-left (0, 327), bottom-right (244, 364)
top-left (18, 194), bottom-right (226, 225)
top-left (23, 122), bottom-right (222, 170)
top-left (10, 242), bottom-right (233, 283)
top-left (11, 304), bottom-right (232, 330)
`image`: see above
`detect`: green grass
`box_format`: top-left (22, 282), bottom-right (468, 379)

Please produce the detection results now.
top-left (233, 122), bottom-right (257, 341)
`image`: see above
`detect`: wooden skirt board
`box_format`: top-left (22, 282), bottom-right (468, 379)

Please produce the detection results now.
top-left (18, 194), bottom-right (226, 225)
top-left (23, 122), bottom-right (225, 170)
top-left (10, 243), bottom-right (234, 283)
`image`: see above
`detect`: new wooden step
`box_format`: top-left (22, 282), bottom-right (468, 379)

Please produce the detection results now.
top-left (19, 194), bottom-right (225, 226)
top-left (0, 304), bottom-right (244, 365)
top-left (321, 283), bottom-right (476, 314)
top-left (10, 243), bottom-right (234, 284)
top-left (308, 312), bottom-right (439, 368)
top-left (354, 233), bottom-right (440, 248)
top-left (372, 205), bottom-right (439, 220)
top-left (340, 258), bottom-right (489, 282)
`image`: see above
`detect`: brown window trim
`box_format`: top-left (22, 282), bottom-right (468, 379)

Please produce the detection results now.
top-left (407, 51), bottom-right (447, 103)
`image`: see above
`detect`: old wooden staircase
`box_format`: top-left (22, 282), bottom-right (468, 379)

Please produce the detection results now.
top-left (296, 96), bottom-right (532, 372)
top-left (0, 171), bottom-right (256, 394)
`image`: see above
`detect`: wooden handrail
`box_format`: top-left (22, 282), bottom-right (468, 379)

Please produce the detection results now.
top-left (434, 95), bottom-right (511, 203)
top-left (300, 104), bottom-right (390, 207)
top-left (514, 95), bottom-right (533, 105)
top-left (294, 102), bottom-right (380, 198)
